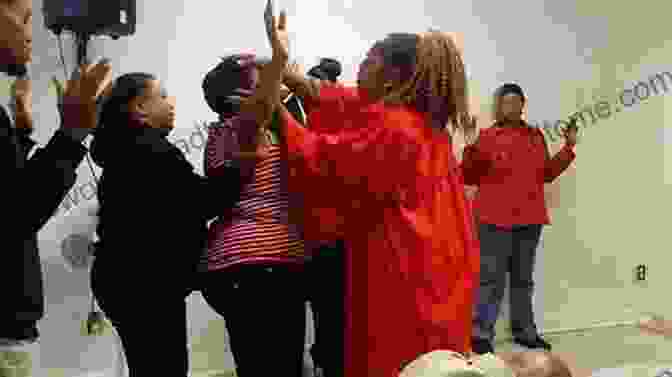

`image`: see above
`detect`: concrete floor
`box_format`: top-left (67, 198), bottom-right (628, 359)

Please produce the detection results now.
top-left (187, 325), bottom-right (672, 377)
top-left (41, 322), bottom-right (671, 377)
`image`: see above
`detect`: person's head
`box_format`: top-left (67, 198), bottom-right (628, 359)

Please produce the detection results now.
top-left (499, 351), bottom-right (572, 377)
top-left (307, 57), bottom-right (342, 83)
top-left (202, 53), bottom-right (270, 118)
top-left (493, 83), bottom-right (525, 124)
top-left (356, 31), bottom-right (469, 132)
top-left (0, 0), bottom-right (32, 73)
top-left (98, 72), bottom-right (175, 134)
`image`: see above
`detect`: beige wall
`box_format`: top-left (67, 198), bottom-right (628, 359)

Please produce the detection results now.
top-left (4, 0), bottom-right (671, 374)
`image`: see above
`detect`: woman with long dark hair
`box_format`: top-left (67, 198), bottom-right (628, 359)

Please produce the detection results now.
top-left (89, 72), bottom-right (239, 376)
top-left (249, 6), bottom-right (480, 376)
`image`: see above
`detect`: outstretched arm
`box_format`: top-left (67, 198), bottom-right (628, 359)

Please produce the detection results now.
top-left (6, 61), bottom-right (111, 239)
top-left (239, 0), bottom-right (289, 133)
top-left (538, 128), bottom-right (576, 183)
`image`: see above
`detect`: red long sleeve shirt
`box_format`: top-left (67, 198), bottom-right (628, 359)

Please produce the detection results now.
top-left (461, 125), bottom-right (575, 228)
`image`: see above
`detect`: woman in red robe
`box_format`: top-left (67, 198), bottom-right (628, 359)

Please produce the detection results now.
top-left (248, 5), bottom-right (480, 376)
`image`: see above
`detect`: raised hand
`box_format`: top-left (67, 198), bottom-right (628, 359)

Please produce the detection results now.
top-left (563, 118), bottom-right (578, 146)
top-left (59, 58), bottom-right (112, 131)
top-left (462, 114), bottom-right (479, 145)
top-left (264, 0), bottom-right (289, 61)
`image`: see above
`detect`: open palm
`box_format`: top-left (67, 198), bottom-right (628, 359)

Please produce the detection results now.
top-left (59, 59), bottom-right (112, 129)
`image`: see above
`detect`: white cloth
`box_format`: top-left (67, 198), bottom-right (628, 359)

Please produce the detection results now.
top-left (399, 351), bottom-right (515, 377)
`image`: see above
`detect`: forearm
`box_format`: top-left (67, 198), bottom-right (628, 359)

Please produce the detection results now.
top-left (242, 53), bottom-right (288, 128)
top-left (56, 101), bottom-right (92, 142)
top-left (543, 144), bottom-right (576, 182)
top-left (13, 130), bottom-right (87, 237)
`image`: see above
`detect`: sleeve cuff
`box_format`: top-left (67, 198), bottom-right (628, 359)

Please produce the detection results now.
top-left (45, 130), bottom-right (88, 169)
top-left (61, 127), bottom-right (91, 143)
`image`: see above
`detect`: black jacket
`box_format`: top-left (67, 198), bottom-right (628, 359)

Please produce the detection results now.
top-left (89, 126), bottom-right (240, 292)
top-left (0, 105), bottom-right (87, 338)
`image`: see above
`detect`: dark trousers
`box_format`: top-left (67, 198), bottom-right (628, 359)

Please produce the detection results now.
top-left (201, 264), bottom-right (307, 377)
top-left (306, 240), bottom-right (345, 377)
top-left (473, 223), bottom-right (543, 341)
top-left (90, 257), bottom-right (193, 377)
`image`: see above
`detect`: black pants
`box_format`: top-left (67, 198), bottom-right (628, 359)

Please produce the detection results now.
top-left (91, 257), bottom-right (193, 377)
top-left (306, 240), bottom-right (345, 377)
top-left (201, 264), bottom-right (307, 377)
top-left (473, 223), bottom-right (543, 341)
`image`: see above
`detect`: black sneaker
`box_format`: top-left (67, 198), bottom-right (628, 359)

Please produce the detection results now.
top-left (513, 335), bottom-right (552, 351)
top-left (472, 337), bottom-right (494, 354)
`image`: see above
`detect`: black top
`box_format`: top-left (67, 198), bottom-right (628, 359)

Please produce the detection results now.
top-left (90, 125), bottom-right (241, 290)
top-left (0, 105), bottom-right (88, 337)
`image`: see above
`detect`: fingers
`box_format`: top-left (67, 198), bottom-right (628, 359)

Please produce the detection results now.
top-left (88, 60), bottom-right (113, 98)
top-left (278, 10), bottom-right (287, 30)
top-left (68, 59), bottom-right (113, 100)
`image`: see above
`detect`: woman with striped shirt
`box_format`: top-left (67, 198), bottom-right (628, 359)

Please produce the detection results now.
top-left (198, 52), bottom-right (308, 377)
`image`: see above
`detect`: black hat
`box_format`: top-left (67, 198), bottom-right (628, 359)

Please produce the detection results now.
top-left (307, 57), bottom-right (342, 82)
top-left (496, 83), bottom-right (525, 101)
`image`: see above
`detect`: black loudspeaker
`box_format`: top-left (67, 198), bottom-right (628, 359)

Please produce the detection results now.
top-left (43, 0), bottom-right (136, 38)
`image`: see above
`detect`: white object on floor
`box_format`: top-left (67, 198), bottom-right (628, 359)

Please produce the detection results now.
top-left (591, 365), bottom-right (672, 377)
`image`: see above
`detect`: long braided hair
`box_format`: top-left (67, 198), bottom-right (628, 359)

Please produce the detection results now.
top-left (376, 31), bottom-right (469, 133)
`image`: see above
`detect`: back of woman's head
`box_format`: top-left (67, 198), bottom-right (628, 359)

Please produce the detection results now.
top-left (91, 72), bottom-right (155, 166)
top-left (202, 54), bottom-right (269, 117)
top-left (376, 31), bottom-right (469, 133)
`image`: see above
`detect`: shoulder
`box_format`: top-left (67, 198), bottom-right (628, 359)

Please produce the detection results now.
top-left (477, 126), bottom-right (499, 139)
top-left (134, 133), bottom-right (188, 167)
top-left (318, 82), bottom-right (360, 104)
top-left (527, 124), bottom-right (548, 143)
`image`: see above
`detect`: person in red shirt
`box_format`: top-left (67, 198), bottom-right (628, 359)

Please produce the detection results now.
top-left (244, 4), bottom-right (480, 376)
top-left (461, 83), bottom-right (578, 355)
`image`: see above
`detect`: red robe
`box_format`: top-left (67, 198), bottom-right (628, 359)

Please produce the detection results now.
top-left (280, 83), bottom-right (479, 377)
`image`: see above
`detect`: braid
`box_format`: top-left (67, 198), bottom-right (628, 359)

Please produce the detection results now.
top-left (384, 31), bottom-right (469, 133)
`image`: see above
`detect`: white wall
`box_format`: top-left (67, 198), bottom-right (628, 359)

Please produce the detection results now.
top-left (1, 0), bottom-right (669, 375)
